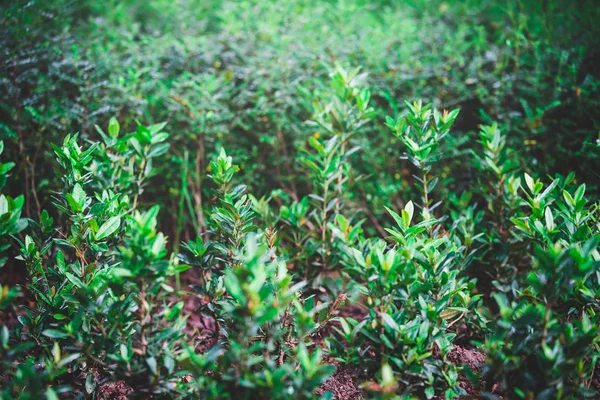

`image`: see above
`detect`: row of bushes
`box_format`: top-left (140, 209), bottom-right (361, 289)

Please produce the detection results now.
top-left (1, 68), bottom-right (599, 398)
top-left (2, 0), bottom-right (599, 241)
top-left (1, 0), bottom-right (599, 398)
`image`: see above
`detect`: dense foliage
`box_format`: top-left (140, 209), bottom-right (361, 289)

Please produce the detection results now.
top-left (1, 0), bottom-right (599, 399)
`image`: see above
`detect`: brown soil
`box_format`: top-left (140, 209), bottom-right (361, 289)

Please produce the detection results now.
top-left (97, 380), bottom-right (133, 400)
top-left (316, 365), bottom-right (362, 400)
top-left (447, 346), bottom-right (486, 372)
top-left (447, 346), bottom-right (486, 398)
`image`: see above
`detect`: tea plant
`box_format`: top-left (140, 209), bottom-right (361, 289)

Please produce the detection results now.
top-left (1, 120), bottom-right (185, 397)
top-left (1, 3), bottom-right (600, 394)
top-left (0, 141), bottom-right (26, 269)
top-left (480, 167), bottom-right (600, 398)
top-left (469, 123), bottom-right (523, 292)
top-left (184, 233), bottom-right (333, 399)
top-left (324, 102), bottom-right (485, 399)
top-left (277, 64), bottom-right (375, 287)
top-left (0, 140), bottom-right (25, 313)
top-left (483, 240), bottom-right (600, 398)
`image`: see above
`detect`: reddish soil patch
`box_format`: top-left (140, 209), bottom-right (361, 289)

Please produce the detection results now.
top-left (447, 346), bottom-right (486, 398)
top-left (447, 346), bottom-right (486, 372)
top-left (97, 380), bottom-right (133, 400)
top-left (316, 302), bottom-right (368, 344)
top-left (316, 366), bottom-right (362, 400)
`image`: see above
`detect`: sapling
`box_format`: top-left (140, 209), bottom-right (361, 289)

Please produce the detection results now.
top-left (483, 239), bottom-right (600, 398)
top-left (281, 63), bottom-right (374, 285)
top-left (328, 101), bottom-right (477, 399)
top-left (386, 100), bottom-right (459, 223)
top-left (469, 123), bottom-right (524, 293)
top-left (6, 120), bottom-right (186, 397)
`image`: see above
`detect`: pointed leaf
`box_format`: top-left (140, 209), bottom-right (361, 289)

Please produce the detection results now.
top-left (96, 216), bottom-right (121, 240)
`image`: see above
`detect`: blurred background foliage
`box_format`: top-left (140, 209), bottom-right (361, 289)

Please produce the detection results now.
top-left (2, 0), bottom-right (599, 245)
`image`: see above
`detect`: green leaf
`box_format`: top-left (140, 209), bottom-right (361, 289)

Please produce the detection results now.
top-left (0, 195), bottom-right (7, 216)
top-left (146, 356), bottom-right (158, 375)
top-left (120, 344), bottom-right (129, 360)
top-left (339, 318), bottom-right (351, 336)
top-left (52, 342), bottom-right (61, 364)
top-left (42, 329), bottom-right (69, 339)
top-left (224, 269), bottom-right (244, 304)
top-left (524, 173), bottom-right (535, 193)
top-left (425, 386), bottom-right (435, 399)
top-left (257, 307), bottom-right (280, 324)
top-left (381, 363), bottom-right (395, 387)
top-left (147, 143), bottom-right (170, 158)
top-left (574, 183), bottom-right (586, 203)
top-left (85, 373), bottom-right (95, 394)
top-left (72, 183), bottom-right (86, 210)
top-left (385, 206), bottom-right (405, 230)
top-left (108, 118), bottom-right (120, 138)
top-left (46, 388), bottom-right (59, 400)
top-left (403, 200), bottom-right (414, 227)
top-left (563, 190), bottom-right (575, 207)
top-left (1, 326), bottom-right (8, 348)
top-left (151, 233), bottom-right (165, 256)
top-left (150, 121), bottom-right (167, 135)
top-left (58, 352), bottom-right (81, 367)
top-left (544, 207), bottom-right (554, 232)
top-left (96, 216), bottom-right (121, 240)
top-left (382, 313), bottom-right (399, 331)
top-left (151, 131), bottom-right (169, 144)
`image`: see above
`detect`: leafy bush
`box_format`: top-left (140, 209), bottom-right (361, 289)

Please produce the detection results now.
top-left (1, 1), bottom-right (600, 399)
top-left (483, 240), bottom-right (600, 399)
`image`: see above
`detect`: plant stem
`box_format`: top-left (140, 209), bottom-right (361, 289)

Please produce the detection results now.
top-left (132, 158), bottom-right (147, 211)
top-left (194, 135), bottom-right (206, 234)
top-left (321, 182), bottom-right (329, 270)
top-left (334, 137), bottom-right (346, 218)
